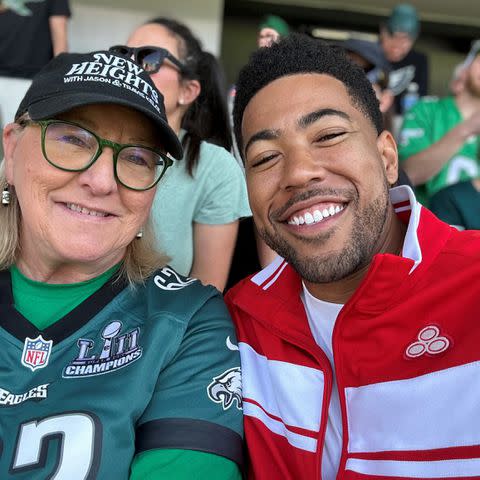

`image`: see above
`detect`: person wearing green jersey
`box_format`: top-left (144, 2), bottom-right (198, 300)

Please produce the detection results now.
top-left (0, 50), bottom-right (243, 479)
top-left (429, 177), bottom-right (480, 230)
top-left (398, 40), bottom-right (480, 206)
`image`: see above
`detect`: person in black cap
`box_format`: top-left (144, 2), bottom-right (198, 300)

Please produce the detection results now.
top-left (379, 3), bottom-right (429, 115)
top-left (0, 50), bottom-right (243, 479)
top-left (340, 38), bottom-right (413, 188)
top-left (340, 39), bottom-right (394, 122)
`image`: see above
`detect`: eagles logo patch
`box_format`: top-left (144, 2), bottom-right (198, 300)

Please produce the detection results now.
top-left (154, 266), bottom-right (197, 291)
top-left (207, 367), bottom-right (242, 410)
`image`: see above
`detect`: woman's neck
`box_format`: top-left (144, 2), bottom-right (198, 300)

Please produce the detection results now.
top-left (16, 252), bottom-right (123, 284)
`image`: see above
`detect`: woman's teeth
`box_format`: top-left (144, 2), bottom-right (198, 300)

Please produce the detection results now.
top-left (66, 203), bottom-right (108, 217)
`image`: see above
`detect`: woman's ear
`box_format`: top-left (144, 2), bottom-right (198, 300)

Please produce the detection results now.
top-left (178, 78), bottom-right (201, 107)
top-left (376, 129), bottom-right (399, 186)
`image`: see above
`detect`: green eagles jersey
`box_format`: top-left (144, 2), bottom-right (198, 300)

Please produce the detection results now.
top-left (430, 180), bottom-right (480, 230)
top-left (0, 266), bottom-right (243, 479)
top-left (398, 96), bottom-right (480, 205)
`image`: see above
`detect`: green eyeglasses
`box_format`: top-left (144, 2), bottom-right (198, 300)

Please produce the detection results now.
top-left (29, 119), bottom-right (173, 191)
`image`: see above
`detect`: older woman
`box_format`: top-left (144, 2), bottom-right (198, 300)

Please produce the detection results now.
top-left (111, 18), bottom-right (251, 292)
top-left (0, 50), bottom-right (242, 479)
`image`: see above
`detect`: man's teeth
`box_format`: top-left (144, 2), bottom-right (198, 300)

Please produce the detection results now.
top-left (288, 204), bottom-right (345, 226)
top-left (66, 203), bottom-right (108, 217)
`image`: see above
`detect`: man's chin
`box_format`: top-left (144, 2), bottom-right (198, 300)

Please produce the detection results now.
top-left (261, 232), bottom-right (359, 283)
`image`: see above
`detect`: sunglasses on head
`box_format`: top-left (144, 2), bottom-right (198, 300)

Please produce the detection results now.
top-left (109, 45), bottom-right (188, 74)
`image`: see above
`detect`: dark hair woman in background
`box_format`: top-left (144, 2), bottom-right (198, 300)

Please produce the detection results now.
top-left (113, 18), bottom-right (250, 292)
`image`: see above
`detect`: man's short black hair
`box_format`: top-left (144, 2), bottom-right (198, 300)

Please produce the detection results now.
top-left (233, 33), bottom-right (383, 158)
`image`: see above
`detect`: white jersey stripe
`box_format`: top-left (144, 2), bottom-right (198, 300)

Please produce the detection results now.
top-left (346, 457), bottom-right (480, 478)
top-left (346, 360), bottom-right (480, 453)
top-left (262, 261), bottom-right (288, 290)
top-left (251, 255), bottom-right (284, 286)
top-left (394, 205), bottom-right (412, 213)
top-left (239, 342), bottom-right (324, 432)
top-left (244, 401), bottom-right (318, 453)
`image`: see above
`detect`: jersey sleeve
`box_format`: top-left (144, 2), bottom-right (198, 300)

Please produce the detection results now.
top-left (193, 144), bottom-right (251, 224)
top-left (130, 449), bottom-right (241, 480)
top-left (429, 187), bottom-right (464, 228)
top-left (398, 100), bottom-right (434, 162)
top-left (49, 0), bottom-right (71, 17)
top-left (135, 291), bottom-right (244, 470)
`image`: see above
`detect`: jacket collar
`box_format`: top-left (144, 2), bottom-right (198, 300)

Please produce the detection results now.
top-left (228, 186), bottom-right (453, 338)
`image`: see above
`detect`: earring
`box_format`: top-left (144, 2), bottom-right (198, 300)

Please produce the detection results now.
top-left (178, 98), bottom-right (184, 105)
top-left (136, 229), bottom-right (143, 239)
top-left (2, 184), bottom-right (10, 206)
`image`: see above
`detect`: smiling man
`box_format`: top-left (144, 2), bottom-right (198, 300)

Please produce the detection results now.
top-left (225, 34), bottom-right (480, 480)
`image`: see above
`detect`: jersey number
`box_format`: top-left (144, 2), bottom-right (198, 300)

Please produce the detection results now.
top-left (10, 412), bottom-right (99, 479)
top-left (447, 156), bottom-right (479, 184)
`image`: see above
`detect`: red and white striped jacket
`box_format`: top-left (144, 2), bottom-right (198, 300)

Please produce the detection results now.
top-left (225, 187), bottom-right (480, 479)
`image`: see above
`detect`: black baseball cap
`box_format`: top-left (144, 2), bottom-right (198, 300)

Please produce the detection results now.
top-left (15, 50), bottom-right (183, 160)
top-left (340, 39), bottom-right (390, 86)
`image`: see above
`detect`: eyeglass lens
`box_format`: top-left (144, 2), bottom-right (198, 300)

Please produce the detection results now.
top-left (43, 122), bottom-right (166, 190)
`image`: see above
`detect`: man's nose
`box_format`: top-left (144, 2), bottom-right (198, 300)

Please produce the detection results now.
top-left (280, 146), bottom-right (327, 191)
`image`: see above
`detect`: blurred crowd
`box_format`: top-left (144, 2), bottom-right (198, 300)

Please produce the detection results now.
top-left (0, 1), bottom-right (479, 283)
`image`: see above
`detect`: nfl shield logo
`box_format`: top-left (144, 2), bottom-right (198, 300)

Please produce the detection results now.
top-left (21, 335), bottom-right (53, 371)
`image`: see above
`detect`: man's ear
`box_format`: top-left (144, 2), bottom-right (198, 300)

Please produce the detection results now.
top-left (376, 129), bottom-right (399, 186)
top-left (2, 123), bottom-right (22, 184)
top-left (179, 78), bottom-right (201, 107)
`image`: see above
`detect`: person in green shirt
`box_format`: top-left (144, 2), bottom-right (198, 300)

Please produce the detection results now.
top-left (398, 40), bottom-right (480, 206)
top-left (0, 49), bottom-right (243, 479)
top-left (430, 177), bottom-right (480, 230)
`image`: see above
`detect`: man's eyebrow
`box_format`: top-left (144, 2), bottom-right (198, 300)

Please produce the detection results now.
top-left (244, 129), bottom-right (280, 157)
top-left (298, 108), bottom-right (351, 129)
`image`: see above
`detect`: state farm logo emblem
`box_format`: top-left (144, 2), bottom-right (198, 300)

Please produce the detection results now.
top-left (21, 335), bottom-right (53, 371)
top-left (405, 326), bottom-right (450, 358)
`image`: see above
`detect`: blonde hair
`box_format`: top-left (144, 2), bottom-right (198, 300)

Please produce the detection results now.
top-left (0, 150), bottom-right (169, 286)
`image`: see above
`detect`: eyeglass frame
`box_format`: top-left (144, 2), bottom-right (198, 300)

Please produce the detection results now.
top-left (22, 119), bottom-right (174, 191)
top-left (109, 45), bottom-right (189, 75)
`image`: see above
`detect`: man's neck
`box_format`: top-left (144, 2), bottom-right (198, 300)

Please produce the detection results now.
top-left (304, 205), bottom-right (407, 304)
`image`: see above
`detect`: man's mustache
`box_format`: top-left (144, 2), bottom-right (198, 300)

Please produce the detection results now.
top-left (270, 187), bottom-right (356, 221)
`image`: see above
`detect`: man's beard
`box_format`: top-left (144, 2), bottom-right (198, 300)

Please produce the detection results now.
top-left (259, 184), bottom-right (390, 284)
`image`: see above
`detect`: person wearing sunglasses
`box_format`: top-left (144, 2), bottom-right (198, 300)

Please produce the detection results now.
top-left (0, 50), bottom-right (243, 479)
top-left (112, 17), bottom-right (250, 294)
